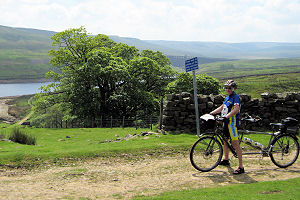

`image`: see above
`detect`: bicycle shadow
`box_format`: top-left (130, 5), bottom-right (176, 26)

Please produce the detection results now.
top-left (192, 167), bottom-right (257, 184)
top-left (192, 170), bottom-right (232, 184)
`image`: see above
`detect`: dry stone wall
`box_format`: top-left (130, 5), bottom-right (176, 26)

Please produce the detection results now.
top-left (162, 92), bottom-right (300, 133)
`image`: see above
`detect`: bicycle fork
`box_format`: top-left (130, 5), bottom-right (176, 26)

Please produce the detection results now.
top-left (205, 136), bottom-right (217, 156)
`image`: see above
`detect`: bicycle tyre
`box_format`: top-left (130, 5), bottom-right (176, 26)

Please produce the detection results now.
top-left (269, 134), bottom-right (299, 168)
top-left (190, 136), bottom-right (223, 172)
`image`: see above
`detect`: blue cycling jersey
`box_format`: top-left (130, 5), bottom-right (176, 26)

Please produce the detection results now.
top-left (221, 92), bottom-right (241, 127)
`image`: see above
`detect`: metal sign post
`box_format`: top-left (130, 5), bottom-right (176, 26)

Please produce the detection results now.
top-left (185, 57), bottom-right (200, 137)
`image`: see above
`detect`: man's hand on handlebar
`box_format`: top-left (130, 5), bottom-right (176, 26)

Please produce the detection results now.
top-left (215, 115), bottom-right (226, 122)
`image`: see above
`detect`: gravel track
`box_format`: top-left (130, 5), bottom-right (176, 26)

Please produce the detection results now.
top-left (0, 153), bottom-right (299, 200)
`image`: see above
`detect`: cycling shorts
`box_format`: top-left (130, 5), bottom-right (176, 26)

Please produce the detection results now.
top-left (224, 122), bottom-right (239, 141)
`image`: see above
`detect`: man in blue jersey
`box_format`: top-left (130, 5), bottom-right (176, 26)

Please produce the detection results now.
top-left (210, 80), bottom-right (244, 174)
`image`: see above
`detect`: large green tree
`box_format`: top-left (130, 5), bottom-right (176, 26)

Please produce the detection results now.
top-left (31, 27), bottom-right (176, 127)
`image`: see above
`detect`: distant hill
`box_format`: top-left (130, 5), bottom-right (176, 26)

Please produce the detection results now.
top-left (110, 36), bottom-right (233, 69)
top-left (0, 25), bottom-right (54, 81)
top-left (110, 36), bottom-right (300, 59)
top-left (166, 55), bottom-right (234, 71)
top-left (109, 35), bottom-right (190, 56)
top-left (0, 25), bottom-right (54, 51)
top-left (145, 40), bottom-right (300, 59)
top-left (1, 25), bottom-right (300, 81)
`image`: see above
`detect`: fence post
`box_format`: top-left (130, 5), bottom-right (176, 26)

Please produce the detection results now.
top-left (111, 116), bottom-right (113, 128)
top-left (55, 114), bottom-right (58, 128)
top-left (135, 115), bottom-right (138, 130)
top-left (122, 116), bottom-right (125, 128)
top-left (159, 97), bottom-right (163, 130)
top-left (100, 116), bottom-right (103, 128)
top-left (149, 115), bottom-right (152, 130)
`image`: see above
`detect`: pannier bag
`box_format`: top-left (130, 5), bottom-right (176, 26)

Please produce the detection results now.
top-left (200, 114), bottom-right (216, 131)
top-left (281, 117), bottom-right (299, 135)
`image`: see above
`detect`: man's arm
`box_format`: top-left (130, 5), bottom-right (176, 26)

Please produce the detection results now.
top-left (210, 104), bottom-right (224, 115)
top-left (225, 104), bottom-right (240, 118)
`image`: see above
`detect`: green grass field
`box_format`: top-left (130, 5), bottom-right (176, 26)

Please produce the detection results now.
top-left (134, 177), bottom-right (300, 200)
top-left (0, 124), bottom-right (294, 167)
top-left (0, 126), bottom-right (196, 167)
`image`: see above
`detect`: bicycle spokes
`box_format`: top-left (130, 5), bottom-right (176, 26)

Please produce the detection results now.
top-left (270, 135), bottom-right (299, 168)
top-left (190, 136), bottom-right (223, 172)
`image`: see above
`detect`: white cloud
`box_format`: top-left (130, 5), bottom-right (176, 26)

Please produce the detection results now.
top-left (21, 0), bottom-right (49, 4)
top-left (0, 0), bottom-right (299, 42)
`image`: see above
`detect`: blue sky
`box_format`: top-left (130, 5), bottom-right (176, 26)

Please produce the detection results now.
top-left (1, 0), bottom-right (300, 42)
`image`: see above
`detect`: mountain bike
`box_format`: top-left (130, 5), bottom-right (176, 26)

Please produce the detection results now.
top-left (190, 114), bottom-right (299, 172)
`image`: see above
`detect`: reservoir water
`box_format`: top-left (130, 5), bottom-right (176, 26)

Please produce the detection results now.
top-left (0, 82), bottom-right (51, 97)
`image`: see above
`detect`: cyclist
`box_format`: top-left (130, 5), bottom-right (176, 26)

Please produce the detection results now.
top-left (209, 80), bottom-right (244, 174)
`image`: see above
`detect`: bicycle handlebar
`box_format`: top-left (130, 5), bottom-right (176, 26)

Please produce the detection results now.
top-left (215, 116), bottom-right (226, 121)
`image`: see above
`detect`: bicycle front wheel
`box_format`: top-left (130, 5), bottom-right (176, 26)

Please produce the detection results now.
top-left (270, 134), bottom-right (299, 168)
top-left (190, 136), bottom-right (223, 172)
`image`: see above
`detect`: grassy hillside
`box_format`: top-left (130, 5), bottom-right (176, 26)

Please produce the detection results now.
top-left (236, 73), bottom-right (300, 98)
top-left (0, 49), bottom-right (52, 80)
top-left (197, 58), bottom-right (300, 79)
top-left (197, 58), bottom-right (300, 98)
top-left (0, 25), bottom-right (54, 81)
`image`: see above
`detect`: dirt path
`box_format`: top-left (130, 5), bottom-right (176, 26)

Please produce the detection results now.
top-left (0, 98), bottom-right (10, 117)
top-left (0, 96), bottom-right (18, 123)
top-left (17, 111), bottom-right (33, 125)
top-left (0, 153), bottom-right (300, 200)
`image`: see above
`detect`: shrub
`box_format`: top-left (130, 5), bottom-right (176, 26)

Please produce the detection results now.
top-left (9, 127), bottom-right (36, 145)
top-left (166, 72), bottom-right (221, 95)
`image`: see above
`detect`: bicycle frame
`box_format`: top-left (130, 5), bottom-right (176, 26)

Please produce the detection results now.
top-left (199, 122), bottom-right (299, 158)
top-left (198, 131), bottom-right (238, 157)
top-left (240, 129), bottom-right (299, 156)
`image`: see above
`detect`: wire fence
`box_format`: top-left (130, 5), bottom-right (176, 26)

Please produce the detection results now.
top-left (39, 116), bottom-right (159, 130)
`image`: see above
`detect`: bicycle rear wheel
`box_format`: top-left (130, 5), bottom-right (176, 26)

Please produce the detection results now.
top-left (270, 134), bottom-right (299, 168)
top-left (190, 136), bottom-right (223, 172)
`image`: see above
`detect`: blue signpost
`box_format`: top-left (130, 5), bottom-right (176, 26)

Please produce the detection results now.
top-left (185, 57), bottom-right (199, 72)
top-left (185, 57), bottom-right (200, 137)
